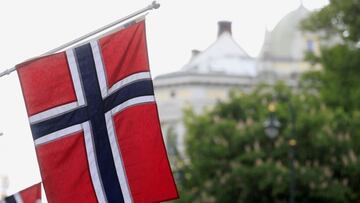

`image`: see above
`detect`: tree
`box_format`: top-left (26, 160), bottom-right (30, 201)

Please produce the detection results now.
top-left (176, 84), bottom-right (360, 202)
top-left (301, 0), bottom-right (360, 112)
top-left (302, 0), bottom-right (360, 43)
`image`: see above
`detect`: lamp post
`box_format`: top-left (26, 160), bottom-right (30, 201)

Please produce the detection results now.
top-left (263, 103), bottom-right (281, 139)
top-left (263, 102), bottom-right (296, 203)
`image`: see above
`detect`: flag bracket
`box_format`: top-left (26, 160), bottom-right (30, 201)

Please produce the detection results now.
top-left (0, 1), bottom-right (160, 78)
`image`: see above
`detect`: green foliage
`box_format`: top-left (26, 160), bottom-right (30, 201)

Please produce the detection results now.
top-left (302, 44), bottom-right (360, 112)
top-left (301, 0), bottom-right (360, 113)
top-left (175, 84), bottom-right (360, 202)
top-left (301, 0), bottom-right (360, 42)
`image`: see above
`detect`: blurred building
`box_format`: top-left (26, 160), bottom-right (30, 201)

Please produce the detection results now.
top-left (258, 5), bottom-right (321, 82)
top-left (154, 5), bottom-right (320, 155)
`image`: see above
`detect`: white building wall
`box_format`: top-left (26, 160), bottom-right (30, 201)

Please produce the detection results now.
top-left (154, 77), bottom-right (253, 155)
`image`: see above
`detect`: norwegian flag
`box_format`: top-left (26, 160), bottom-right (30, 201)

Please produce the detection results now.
top-left (16, 20), bottom-right (178, 203)
top-left (1, 183), bottom-right (41, 203)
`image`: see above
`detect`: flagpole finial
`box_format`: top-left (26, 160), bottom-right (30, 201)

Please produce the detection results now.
top-left (152, 1), bottom-right (160, 9)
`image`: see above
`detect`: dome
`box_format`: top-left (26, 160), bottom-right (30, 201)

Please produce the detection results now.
top-left (261, 6), bottom-right (310, 61)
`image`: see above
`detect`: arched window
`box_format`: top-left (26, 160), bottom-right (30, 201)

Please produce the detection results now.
top-left (307, 39), bottom-right (314, 52)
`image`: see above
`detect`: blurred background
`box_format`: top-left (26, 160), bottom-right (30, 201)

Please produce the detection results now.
top-left (154, 0), bottom-right (360, 202)
top-left (2, 0), bottom-right (360, 202)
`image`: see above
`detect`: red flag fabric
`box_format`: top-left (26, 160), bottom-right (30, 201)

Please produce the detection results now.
top-left (16, 20), bottom-right (178, 203)
top-left (1, 183), bottom-right (41, 203)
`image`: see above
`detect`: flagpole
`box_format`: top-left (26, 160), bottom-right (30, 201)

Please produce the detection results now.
top-left (0, 1), bottom-right (160, 78)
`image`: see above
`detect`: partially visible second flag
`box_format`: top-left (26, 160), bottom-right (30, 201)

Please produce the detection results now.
top-left (1, 183), bottom-right (41, 203)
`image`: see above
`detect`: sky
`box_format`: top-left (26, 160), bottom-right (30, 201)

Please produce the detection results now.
top-left (0, 0), bottom-right (328, 200)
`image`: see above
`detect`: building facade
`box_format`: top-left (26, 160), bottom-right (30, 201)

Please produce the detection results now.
top-left (154, 5), bottom-right (320, 155)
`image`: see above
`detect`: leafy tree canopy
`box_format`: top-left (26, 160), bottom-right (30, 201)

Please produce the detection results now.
top-left (301, 0), bottom-right (360, 112)
top-left (302, 0), bottom-right (360, 43)
top-left (176, 84), bottom-right (360, 203)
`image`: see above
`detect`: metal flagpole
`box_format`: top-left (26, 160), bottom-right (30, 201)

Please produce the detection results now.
top-left (0, 1), bottom-right (160, 78)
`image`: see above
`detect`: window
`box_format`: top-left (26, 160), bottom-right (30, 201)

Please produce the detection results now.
top-left (307, 40), bottom-right (314, 52)
top-left (170, 90), bottom-right (176, 98)
top-left (166, 127), bottom-right (178, 156)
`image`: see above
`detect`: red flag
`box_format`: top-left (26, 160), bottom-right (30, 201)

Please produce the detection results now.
top-left (17, 20), bottom-right (178, 203)
top-left (1, 183), bottom-right (41, 203)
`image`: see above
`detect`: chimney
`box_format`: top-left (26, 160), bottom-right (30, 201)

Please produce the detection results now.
top-left (218, 21), bottom-right (232, 37)
top-left (191, 49), bottom-right (200, 58)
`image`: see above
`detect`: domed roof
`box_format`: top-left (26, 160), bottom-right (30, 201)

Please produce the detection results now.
top-left (260, 5), bottom-right (310, 61)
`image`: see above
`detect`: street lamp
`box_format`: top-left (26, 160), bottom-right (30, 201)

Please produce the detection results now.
top-left (263, 102), bottom-right (296, 203)
top-left (263, 103), bottom-right (281, 139)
